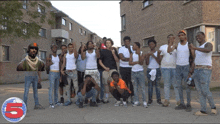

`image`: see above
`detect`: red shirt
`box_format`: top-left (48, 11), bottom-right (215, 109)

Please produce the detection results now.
top-left (101, 43), bottom-right (106, 49)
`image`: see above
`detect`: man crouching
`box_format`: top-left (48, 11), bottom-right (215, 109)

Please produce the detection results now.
top-left (76, 75), bottom-right (100, 108)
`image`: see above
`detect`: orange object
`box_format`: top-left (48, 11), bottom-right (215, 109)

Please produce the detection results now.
top-left (33, 43), bottom-right (37, 47)
top-left (110, 79), bottom-right (131, 93)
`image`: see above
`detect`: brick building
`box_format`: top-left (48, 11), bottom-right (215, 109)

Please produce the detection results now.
top-left (120, 0), bottom-right (220, 86)
top-left (0, 1), bottom-right (101, 84)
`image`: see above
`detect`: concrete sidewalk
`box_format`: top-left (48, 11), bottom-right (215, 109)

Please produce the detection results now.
top-left (0, 80), bottom-right (219, 123)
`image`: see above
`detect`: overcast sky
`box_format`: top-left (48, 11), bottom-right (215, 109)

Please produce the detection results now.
top-left (51, 1), bottom-right (121, 47)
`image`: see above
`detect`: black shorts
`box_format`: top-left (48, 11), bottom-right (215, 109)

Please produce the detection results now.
top-left (59, 74), bottom-right (68, 87)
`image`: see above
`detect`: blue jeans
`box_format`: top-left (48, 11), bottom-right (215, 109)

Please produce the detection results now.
top-left (49, 72), bottom-right (60, 104)
top-left (132, 71), bottom-right (146, 102)
top-left (76, 88), bottom-right (97, 104)
top-left (176, 65), bottom-right (191, 105)
top-left (193, 69), bottom-right (216, 112)
top-left (99, 70), bottom-right (104, 100)
top-left (161, 68), bottom-right (180, 101)
top-left (147, 68), bottom-right (161, 101)
top-left (23, 76), bottom-right (39, 106)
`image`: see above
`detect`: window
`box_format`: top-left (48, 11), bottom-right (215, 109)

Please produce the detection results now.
top-left (22, 22), bottom-right (28, 35)
top-left (121, 15), bottom-right (126, 31)
top-left (1, 16), bottom-right (7, 30)
top-left (69, 23), bottom-right (72, 30)
top-left (79, 28), bottom-right (83, 35)
top-left (39, 28), bottom-right (46, 37)
top-left (39, 51), bottom-right (46, 60)
top-left (38, 4), bottom-right (45, 14)
top-left (23, 0), bottom-right (28, 9)
top-left (70, 38), bottom-right (73, 43)
top-left (187, 27), bottom-right (200, 47)
top-left (143, 0), bottom-right (153, 8)
top-left (84, 31), bottom-right (86, 35)
top-left (62, 18), bottom-right (66, 26)
top-left (143, 36), bottom-right (154, 47)
top-left (206, 27), bottom-right (216, 52)
top-left (2, 46), bottom-right (9, 61)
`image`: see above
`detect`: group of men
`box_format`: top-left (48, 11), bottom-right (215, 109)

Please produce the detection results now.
top-left (17, 30), bottom-right (217, 116)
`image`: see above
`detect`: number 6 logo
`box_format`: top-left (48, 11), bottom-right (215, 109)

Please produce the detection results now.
top-left (1, 97), bottom-right (27, 123)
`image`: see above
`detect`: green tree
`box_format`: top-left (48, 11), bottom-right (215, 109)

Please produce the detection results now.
top-left (0, 0), bottom-right (55, 43)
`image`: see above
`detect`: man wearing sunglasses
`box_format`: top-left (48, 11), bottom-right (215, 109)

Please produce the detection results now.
top-left (17, 43), bottom-right (45, 110)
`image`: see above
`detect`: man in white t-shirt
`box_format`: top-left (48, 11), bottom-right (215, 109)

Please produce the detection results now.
top-left (167, 30), bottom-right (192, 112)
top-left (118, 36), bottom-right (134, 103)
top-left (158, 34), bottom-right (180, 107)
top-left (81, 41), bottom-right (101, 104)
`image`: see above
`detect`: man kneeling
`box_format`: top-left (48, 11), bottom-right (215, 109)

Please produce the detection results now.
top-left (77, 75), bottom-right (100, 108)
top-left (108, 71), bottom-right (131, 107)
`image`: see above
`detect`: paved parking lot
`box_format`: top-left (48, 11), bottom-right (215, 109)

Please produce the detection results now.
top-left (0, 80), bottom-right (219, 123)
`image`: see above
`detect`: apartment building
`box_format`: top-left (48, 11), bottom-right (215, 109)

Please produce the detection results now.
top-left (0, 1), bottom-right (101, 84)
top-left (120, 0), bottom-right (220, 85)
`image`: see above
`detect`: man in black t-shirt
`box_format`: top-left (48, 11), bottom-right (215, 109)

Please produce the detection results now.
top-left (76, 75), bottom-right (100, 108)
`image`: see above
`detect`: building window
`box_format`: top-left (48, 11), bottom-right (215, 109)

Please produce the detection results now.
top-left (2, 46), bottom-right (9, 61)
top-left (62, 39), bottom-right (67, 44)
top-left (39, 28), bottom-right (46, 37)
top-left (79, 28), bottom-right (83, 35)
top-left (84, 31), bottom-right (86, 35)
top-left (22, 22), bottom-right (28, 35)
top-left (206, 27), bottom-right (216, 52)
top-left (38, 4), bottom-right (45, 14)
top-left (143, 0), bottom-right (153, 8)
top-left (39, 51), bottom-right (46, 60)
top-left (121, 15), bottom-right (126, 31)
top-left (62, 18), bottom-right (66, 26)
top-left (1, 16), bottom-right (7, 30)
top-left (143, 36), bottom-right (154, 47)
top-left (69, 23), bottom-right (72, 30)
top-left (70, 38), bottom-right (73, 43)
top-left (187, 27), bottom-right (200, 47)
top-left (23, 0), bottom-right (28, 9)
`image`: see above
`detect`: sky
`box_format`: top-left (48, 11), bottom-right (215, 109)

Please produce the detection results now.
top-left (51, 1), bottom-right (122, 47)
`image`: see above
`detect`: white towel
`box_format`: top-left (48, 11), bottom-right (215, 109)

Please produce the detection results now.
top-left (149, 69), bottom-right (157, 81)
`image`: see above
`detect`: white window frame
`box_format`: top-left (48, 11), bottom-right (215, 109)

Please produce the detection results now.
top-left (1, 45), bottom-right (10, 61)
top-left (143, 36), bottom-right (154, 47)
top-left (70, 38), bottom-right (73, 43)
top-left (62, 18), bottom-right (66, 26)
top-left (69, 23), bottom-right (72, 30)
top-left (84, 31), bottom-right (86, 35)
top-left (39, 50), bottom-right (46, 60)
top-left (143, 0), bottom-right (153, 8)
top-left (39, 28), bottom-right (46, 38)
top-left (38, 4), bottom-right (45, 14)
top-left (23, 0), bottom-right (28, 9)
top-left (121, 14), bottom-right (126, 31)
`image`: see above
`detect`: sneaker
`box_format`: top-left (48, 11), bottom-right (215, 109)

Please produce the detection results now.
top-left (34, 104), bottom-right (45, 110)
top-left (175, 104), bottom-right (186, 110)
top-left (79, 102), bottom-right (83, 108)
top-left (143, 101), bottom-right (148, 108)
top-left (61, 97), bottom-right (64, 103)
top-left (162, 100), bottom-right (170, 107)
top-left (49, 104), bottom-right (55, 109)
top-left (211, 108), bottom-right (217, 115)
top-left (84, 98), bottom-right (88, 105)
top-left (90, 102), bottom-right (98, 107)
top-left (147, 100), bottom-right (153, 106)
top-left (185, 104), bottom-right (192, 112)
top-left (64, 101), bottom-right (72, 106)
top-left (157, 99), bottom-right (162, 105)
top-left (123, 101), bottom-right (127, 107)
top-left (103, 99), bottom-right (110, 104)
top-left (176, 100), bottom-right (180, 106)
top-left (194, 111), bottom-right (208, 116)
top-left (132, 101), bottom-right (141, 107)
top-left (114, 101), bottom-right (121, 106)
top-left (96, 99), bottom-right (101, 104)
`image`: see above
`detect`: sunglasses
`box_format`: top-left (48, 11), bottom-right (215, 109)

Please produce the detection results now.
top-left (30, 47), bottom-right (38, 50)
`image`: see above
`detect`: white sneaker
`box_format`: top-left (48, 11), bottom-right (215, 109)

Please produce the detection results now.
top-left (143, 101), bottom-right (148, 108)
top-left (49, 104), bottom-right (55, 109)
top-left (132, 101), bottom-right (141, 107)
top-left (123, 101), bottom-right (127, 107)
top-left (114, 101), bottom-right (121, 106)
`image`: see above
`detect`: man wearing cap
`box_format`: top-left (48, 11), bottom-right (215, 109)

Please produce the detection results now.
top-left (167, 30), bottom-right (193, 112)
top-left (17, 43), bottom-right (45, 110)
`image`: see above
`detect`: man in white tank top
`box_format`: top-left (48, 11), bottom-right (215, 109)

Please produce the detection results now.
top-left (46, 44), bottom-right (60, 109)
top-left (61, 43), bottom-right (78, 106)
top-left (189, 32), bottom-right (217, 116)
top-left (158, 34), bottom-right (180, 107)
top-left (81, 41), bottom-right (100, 105)
top-left (145, 39), bottom-right (162, 106)
top-left (167, 30), bottom-right (192, 112)
top-left (129, 42), bottom-right (147, 108)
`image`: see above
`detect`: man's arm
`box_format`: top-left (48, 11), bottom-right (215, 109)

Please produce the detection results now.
top-left (81, 45), bottom-right (86, 60)
top-left (91, 78), bottom-right (100, 92)
top-left (99, 59), bottom-right (109, 71)
top-left (81, 83), bottom-right (87, 96)
top-left (145, 53), bottom-right (150, 65)
top-left (73, 42), bottom-right (78, 58)
top-left (61, 54), bottom-right (66, 75)
top-left (167, 43), bottom-right (177, 53)
top-left (107, 81), bottom-right (115, 95)
top-left (95, 48), bottom-right (100, 59)
top-left (129, 53), bottom-right (137, 65)
top-left (191, 42), bottom-right (213, 53)
top-left (17, 61), bottom-right (24, 71)
top-left (115, 85), bottom-right (125, 95)
top-left (37, 71), bottom-right (41, 84)
top-left (151, 52), bottom-right (160, 64)
top-left (119, 54), bottom-right (130, 62)
top-left (157, 50), bottom-right (163, 65)
top-left (112, 48), bottom-right (119, 62)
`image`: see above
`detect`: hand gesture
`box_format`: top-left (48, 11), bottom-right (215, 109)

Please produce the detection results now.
top-left (105, 67), bottom-right (110, 72)
top-left (61, 70), bottom-right (65, 75)
top-left (91, 77), bottom-right (96, 83)
top-left (111, 48), bottom-right (115, 55)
